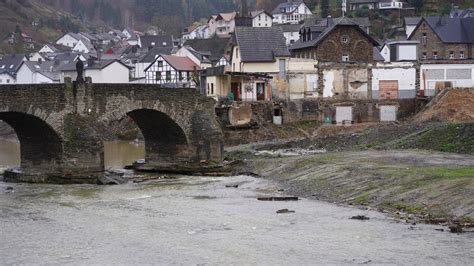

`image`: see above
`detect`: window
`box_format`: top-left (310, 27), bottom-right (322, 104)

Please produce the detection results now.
top-left (157, 60), bottom-right (163, 67)
top-left (236, 48), bottom-right (239, 58)
top-left (279, 59), bottom-right (286, 78)
top-left (341, 35), bottom-right (349, 44)
top-left (179, 71), bottom-right (183, 80)
top-left (259, 15), bottom-right (261, 21)
top-left (265, 15), bottom-right (268, 21)
top-left (433, 52), bottom-right (438, 60)
top-left (342, 55), bottom-right (350, 62)
top-left (460, 51), bottom-right (465, 59)
top-left (0, 79), bottom-right (2, 83)
top-left (155, 71), bottom-right (161, 81)
top-left (211, 83), bottom-right (214, 95)
top-left (422, 52), bottom-right (427, 59)
top-left (7, 79), bottom-right (10, 83)
top-left (449, 51), bottom-right (455, 59)
top-left (1, 65), bottom-right (5, 69)
top-left (187, 71), bottom-right (191, 81)
top-left (422, 33), bottom-right (427, 45)
top-left (166, 71), bottom-right (171, 81)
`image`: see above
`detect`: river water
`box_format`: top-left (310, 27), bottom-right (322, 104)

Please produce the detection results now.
top-left (0, 140), bottom-right (473, 264)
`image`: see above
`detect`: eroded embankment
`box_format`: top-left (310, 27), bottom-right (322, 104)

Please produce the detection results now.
top-left (228, 149), bottom-right (474, 225)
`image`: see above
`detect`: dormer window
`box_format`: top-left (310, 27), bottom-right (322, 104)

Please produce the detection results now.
top-left (460, 51), bottom-right (465, 59)
top-left (433, 52), bottom-right (438, 60)
top-left (158, 60), bottom-right (163, 67)
top-left (422, 52), bottom-right (427, 59)
top-left (342, 55), bottom-right (350, 62)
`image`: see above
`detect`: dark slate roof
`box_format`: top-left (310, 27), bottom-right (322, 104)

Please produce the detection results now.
top-left (22, 61), bottom-right (61, 81)
top-left (404, 17), bottom-right (422, 26)
top-left (0, 54), bottom-right (26, 76)
top-left (274, 23), bottom-right (302, 33)
top-left (422, 16), bottom-right (474, 43)
top-left (184, 37), bottom-right (231, 62)
top-left (450, 8), bottom-right (474, 18)
top-left (373, 47), bottom-right (385, 61)
top-left (58, 59), bottom-right (130, 71)
top-left (290, 17), bottom-right (379, 50)
top-left (235, 27), bottom-right (291, 62)
top-left (140, 47), bottom-right (174, 63)
top-left (272, 0), bottom-right (304, 15)
top-left (140, 35), bottom-right (174, 50)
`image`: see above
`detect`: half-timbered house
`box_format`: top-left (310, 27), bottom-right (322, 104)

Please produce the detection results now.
top-left (144, 54), bottom-right (200, 88)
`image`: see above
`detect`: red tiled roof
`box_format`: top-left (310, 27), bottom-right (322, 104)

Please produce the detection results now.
top-left (161, 55), bottom-right (200, 71)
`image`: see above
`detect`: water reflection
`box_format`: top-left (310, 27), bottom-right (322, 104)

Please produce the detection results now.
top-left (105, 140), bottom-right (145, 169)
top-left (0, 139), bottom-right (144, 170)
top-left (0, 139), bottom-right (20, 168)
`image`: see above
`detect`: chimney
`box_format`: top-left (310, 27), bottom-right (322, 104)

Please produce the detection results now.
top-left (87, 57), bottom-right (95, 66)
top-left (327, 15), bottom-right (333, 26)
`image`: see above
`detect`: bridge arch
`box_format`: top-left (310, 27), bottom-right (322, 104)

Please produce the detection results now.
top-left (0, 112), bottom-right (63, 168)
top-left (126, 109), bottom-right (192, 164)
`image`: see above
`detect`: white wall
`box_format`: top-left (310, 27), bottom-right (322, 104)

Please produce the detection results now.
top-left (283, 31), bottom-right (300, 45)
top-left (56, 34), bottom-right (79, 48)
top-left (406, 25), bottom-right (416, 38)
top-left (381, 45), bottom-right (390, 62)
top-left (420, 64), bottom-right (474, 96)
top-left (61, 62), bottom-right (130, 83)
top-left (398, 45), bottom-right (417, 61)
top-left (73, 40), bottom-right (91, 53)
top-left (252, 13), bottom-right (272, 27)
top-left (0, 73), bottom-right (15, 85)
top-left (15, 64), bottom-right (33, 84)
top-left (372, 63), bottom-right (417, 99)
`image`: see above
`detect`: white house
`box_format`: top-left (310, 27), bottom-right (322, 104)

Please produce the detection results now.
top-left (277, 23), bottom-right (301, 45)
top-left (183, 25), bottom-right (210, 40)
top-left (213, 12), bottom-right (237, 37)
top-left (59, 59), bottom-right (130, 83)
top-left (144, 54), bottom-right (200, 87)
top-left (272, 0), bottom-right (312, 25)
top-left (251, 10), bottom-right (273, 27)
top-left (16, 61), bottom-right (60, 84)
top-left (38, 44), bottom-right (57, 54)
top-left (56, 33), bottom-right (82, 48)
top-left (380, 40), bottom-right (418, 62)
top-left (28, 52), bottom-right (47, 62)
top-left (72, 39), bottom-right (96, 54)
top-left (174, 46), bottom-right (213, 69)
top-left (0, 72), bottom-right (16, 85)
top-left (378, 0), bottom-right (406, 10)
top-left (208, 15), bottom-right (218, 37)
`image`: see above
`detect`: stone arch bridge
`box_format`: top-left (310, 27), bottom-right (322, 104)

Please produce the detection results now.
top-left (0, 83), bottom-right (223, 183)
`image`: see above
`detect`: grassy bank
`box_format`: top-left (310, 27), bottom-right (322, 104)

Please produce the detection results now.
top-left (229, 150), bottom-right (474, 225)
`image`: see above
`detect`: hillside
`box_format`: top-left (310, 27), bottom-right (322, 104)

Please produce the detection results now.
top-left (0, 0), bottom-right (91, 54)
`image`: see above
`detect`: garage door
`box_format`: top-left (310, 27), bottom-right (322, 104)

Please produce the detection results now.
top-left (380, 105), bottom-right (397, 122)
top-left (336, 106), bottom-right (352, 124)
top-left (379, 80), bottom-right (399, 100)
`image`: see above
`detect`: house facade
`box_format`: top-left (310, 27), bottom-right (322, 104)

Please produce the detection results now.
top-left (272, 0), bottom-right (312, 25)
top-left (290, 17), bottom-right (379, 63)
top-left (251, 10), bottom-right (273, 28)
top-left (0, 72), bottom-right (15, 85)
top-left (16, 61), bottom-right (59, 84)
top-left (144, 55), bottom-right (199, 88)
top-left (59, 59), bottom-right (130, 83)
top-left (214, 12), bottom-right (237, 37)
top-left (408, 17), bottom-right (474, 61)
top-left (56, 33), bottom-right (82, 48)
